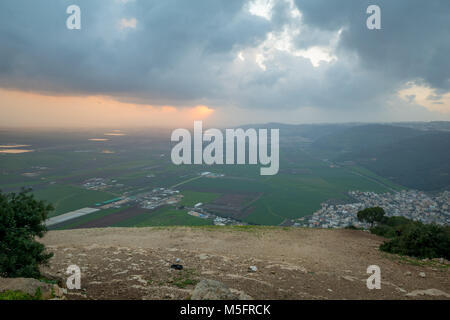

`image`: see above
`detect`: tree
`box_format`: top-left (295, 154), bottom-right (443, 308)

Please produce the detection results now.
top-left (0, 189), bottom-right (53, 278)
top-left (357, 207), bottom-right (386, 227)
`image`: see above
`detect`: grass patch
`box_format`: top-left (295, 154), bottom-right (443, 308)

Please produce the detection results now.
top-left (380, 251), bottom-right (450, 270)
top-left (0, 288), bottom-right (43, 300)
top-left (170, 269), bottom-right (199, 289)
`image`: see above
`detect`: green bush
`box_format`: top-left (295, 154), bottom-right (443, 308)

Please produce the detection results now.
top-left (370, 224), bottom-right (398, 238)
top-left (370, 216), bottom-right (413, 238)
top-left (379, 221), bottom-right (450, 260)
top-left (0, 189), bottom-right (53, 278)
top-left (360, 208), bottom-right (450, 260)
top-left (384, 216), bottom-right (411, 228)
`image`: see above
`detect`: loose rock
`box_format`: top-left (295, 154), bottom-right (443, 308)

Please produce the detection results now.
top-left (191, 279), bottom-right (237, 300)
top-left (248, 266), bottom-right (258, 272)
top-left (406, 289), bottom-right (450, 298)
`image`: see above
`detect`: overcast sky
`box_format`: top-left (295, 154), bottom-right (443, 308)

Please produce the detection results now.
top-left (0, 0), bottom-right (449, 128)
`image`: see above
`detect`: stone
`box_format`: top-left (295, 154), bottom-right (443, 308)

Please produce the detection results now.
top-left (51, 285), bottom-right (66, 299)
top-left (419, 272), bottom-right (426, 278)
top-left (406, 289), bottom-right (450, 298)
top-left (237, 292), bottom-right (253, 300)
top-left (230, 289), bottom-right (253, 300)
top-left (39, 270), bottom-right (65, 287)
top-left (0, 277), bottom-right (64, 300)
top-left (191, 280), bottom-right (237, 300)
top-left (404, 271), bottom-right (412, 276)
top-left (248, 266), bottom-right (258, 272)
top-left (342, 275), bottom-right (356, 282)
top-left (170, 264), bottom-right (183, 270)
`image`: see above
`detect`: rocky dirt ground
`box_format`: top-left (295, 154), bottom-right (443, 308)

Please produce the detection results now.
top-left (40, 226), bottom-right (450, 300)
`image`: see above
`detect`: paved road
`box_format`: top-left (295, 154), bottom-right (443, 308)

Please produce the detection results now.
top-left (45, 207), bottom-right (100, 226)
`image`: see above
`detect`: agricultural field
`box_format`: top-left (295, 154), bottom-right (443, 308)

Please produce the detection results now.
top-left (0, 127), bottom-right (406, 228)
top-left (32, 185), bottom-right (116, 217)
top-left (49, 207), bottom-right (129, 230)
top-left (178, 190), bottom-right (220, 207)
top-left (50, 205), bottom-right (212, 229)
top-left (113, 207), bottom-right (213, 227)
top-left (177, 161), bottom-right (401, 225)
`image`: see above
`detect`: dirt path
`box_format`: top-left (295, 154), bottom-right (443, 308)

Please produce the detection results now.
top-left (169, 175), bottom-right (202, 189)
top-left (40, 227), bottom-right (450, 300)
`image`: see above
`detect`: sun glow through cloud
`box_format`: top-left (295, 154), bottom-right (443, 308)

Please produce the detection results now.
top-left (0, 89), bottom-right (214, 128)
top-left (119, 17), bottom-right (137, 29)
top-left (1, 1), bottom-right (449, 125)
top-left (398, 84), bottom-right (450, 114)
top-left (191, 105), bottom-right (214, 119)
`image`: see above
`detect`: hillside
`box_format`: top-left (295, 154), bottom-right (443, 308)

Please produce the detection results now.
top-left (40, 226), bottom-right (450, 300)
top-left (359, 133), bottom-right (450, 190)
top-left (310, 124), bottom-right (425, 157)
top-left (309, 124), bottom-right (450, 190)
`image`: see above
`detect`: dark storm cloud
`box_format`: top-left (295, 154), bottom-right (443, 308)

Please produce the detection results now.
top-left (0, 0), bottom-right (449, 118)
top-left (0, 0), bottom-right (271, 103)
top-left (294, 0), bottom-right (450, 91)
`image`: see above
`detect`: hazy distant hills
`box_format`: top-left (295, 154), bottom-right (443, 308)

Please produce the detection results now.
top-left (308, 124), bottom-right (450, 191)
top-left (354, 132), bottom-right (450, 191)
top-left (310, 125), bottom-right (424, 154)
top-left (242, 122), bottom-right (450, 191)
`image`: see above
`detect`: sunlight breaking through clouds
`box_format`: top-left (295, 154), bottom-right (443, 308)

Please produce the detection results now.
top-left (119, 17), bottom-right (137, 29)
top-left (398, 83), bottom-right (450, 114)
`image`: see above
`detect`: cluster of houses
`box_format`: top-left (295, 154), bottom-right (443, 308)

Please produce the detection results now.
top-left (295, 190), bottom-right (450, 229)
top-left (137, 188), bottom-right (182, 210)
top-left (350, 190), bottom-right (450, 225)
top-left (188, 202), bottom-right (245, 226)
top-left (82, 177), bottom-right (124, 191)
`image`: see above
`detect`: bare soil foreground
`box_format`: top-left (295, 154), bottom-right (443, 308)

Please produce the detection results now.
top-left (40, 227), bottom-right (450, 300)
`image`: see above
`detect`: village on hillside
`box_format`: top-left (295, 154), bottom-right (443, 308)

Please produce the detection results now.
top-left (294, 190), bottom-right (450, 229)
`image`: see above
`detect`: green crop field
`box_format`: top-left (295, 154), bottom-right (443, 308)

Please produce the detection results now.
top-left (0, 128), bottom-right (416, 228)
top-left (179, 190), bottom-right (220, 207)
top-left (345, 165), bottom-right (405, 192)
top-left (1, 148), bottom-right (402, 226)
top-left (33, 184), bottom-right (116, 217)
top-left (113, 206), bottom-right (213, 227)
top-left (178, 160), bottom-right (398, 225)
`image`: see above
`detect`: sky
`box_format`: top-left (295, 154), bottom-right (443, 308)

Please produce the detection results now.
top-left (0, 0), bottom-right (449, 128)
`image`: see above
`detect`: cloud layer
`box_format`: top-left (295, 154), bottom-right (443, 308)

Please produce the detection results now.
top-left (0, 0), bottom-right (449, 124)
